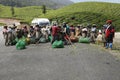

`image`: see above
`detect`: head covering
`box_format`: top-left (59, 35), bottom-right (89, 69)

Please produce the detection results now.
top-left (99, 30), bottom-right (102, 33)
top-left (106, 20), bottom-right (112, 24)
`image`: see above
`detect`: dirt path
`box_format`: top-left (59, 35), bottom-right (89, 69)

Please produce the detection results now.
top-left (0, 18), bottom-right (20, 26)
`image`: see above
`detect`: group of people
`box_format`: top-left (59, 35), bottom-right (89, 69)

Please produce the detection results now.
top-left (2, 25), bottom-right (51, 46)
top-left (2, 20), bottom-right (115, 50)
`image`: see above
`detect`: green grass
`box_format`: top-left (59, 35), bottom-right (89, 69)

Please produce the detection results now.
top-left (40, 2), bottom-right (120, 31)
top-left (0, 2), bottom-right (120, 31)
top-left (0, 4), bottom-right (51, 24)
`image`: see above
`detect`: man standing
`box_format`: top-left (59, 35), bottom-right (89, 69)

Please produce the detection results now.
top-left (51, 24), bottom-right (59, 44)
top-left (105, 20), bottom-right (115, 50)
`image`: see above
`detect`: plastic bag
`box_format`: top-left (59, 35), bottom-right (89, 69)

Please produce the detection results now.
top-left (79, 37), bottom-right (90, 43)
top-left (52, 40), bottom-right (64, 48)
top-left (16, 40), bottom-right (26, 50)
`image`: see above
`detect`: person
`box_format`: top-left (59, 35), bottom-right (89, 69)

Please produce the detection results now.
top-left (75, 25), bottom-right (81, 38)
top-left (16, 28), bottom-right (23, 39)
top-left (22, 26), bottom-right (28, 37)
top-left (3, 26), bottom-right (8, 46)
top-left (41, 26), bottom-right (49, 40)
top-left (50, 24), bottom-right (59, 44)
top-left (82, 27), bottom-right (88, 38)
top-left (70, 25), bottom-right (78, 42)
top-left (63, 23), bottom-right (70, 36)
top-left (105, 20), bottom-right (115, 50)
top-left (70, 25), bottom-right (75, 35)
top-left (3, 26), bottom-right (8, 39)
top-left (90, 24), bottom-right (97, 43)
top-left (87, 25), bottom-right (91, 37)
top-left (7, 26), bottom-right (13, 45)
top-left (34, 25), bottom-right (41, 43)
top-left (46, 26), bottom-right (51, 36)
top-left (102, 25), bottom-right (107, 47)
top-left (29, 26), bottom-right (34, 36)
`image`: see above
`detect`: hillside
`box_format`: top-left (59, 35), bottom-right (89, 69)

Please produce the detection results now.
top-left (0, 2), bottom-right (120, 31)
top-left (0, 0), bottom-right (73, 9)
top-left (0, 5), bottom-right (52, 23)
top-left (40, 2), bottom-right (120, 31)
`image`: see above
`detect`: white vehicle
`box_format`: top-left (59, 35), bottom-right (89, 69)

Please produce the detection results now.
top-left (31, 18), bottom-right (50, 27)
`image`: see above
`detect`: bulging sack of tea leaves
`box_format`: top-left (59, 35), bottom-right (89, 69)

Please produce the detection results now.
top-left (16, 40), bottom-right (26, 50)
top-left (52, 40), bottom-right (64, 48)
top-left (79, 37), bottom-right (90, 43)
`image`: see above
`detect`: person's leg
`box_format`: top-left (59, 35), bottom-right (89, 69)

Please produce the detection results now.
top-left (45, 33), bottom-right (49, 41)
top-left (51, 35), bottom-right (55, 44)
top-left (55, 35), bottom-right (59, 41)
top-left (106, 43), bottom-right (109, 49)
top-left (3, 33), bottom-right (5, 39)
top-left (104, 42), bottom-right (106, 47)
top-left (4, 34), bottom-right (8, 46)
top-left (92, 33), bottom-right (96, 43)
top-left (90, 33), bottom-right (94, 43)
top-left (82, 32), bottom-right (85, 38)
top-left (8, 33), bottom-right (13, 45)
top-left (109, 43), bottom-right (113, 50)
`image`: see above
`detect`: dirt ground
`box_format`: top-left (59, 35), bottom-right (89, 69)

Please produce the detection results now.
top-left (0, 18), bottom-right (20, 26)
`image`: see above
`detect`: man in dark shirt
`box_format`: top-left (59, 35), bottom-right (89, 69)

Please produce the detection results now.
top-left (105, 20), bottom-right (115, 50)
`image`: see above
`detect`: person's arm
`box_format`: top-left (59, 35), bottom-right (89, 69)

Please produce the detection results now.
top-left (2, 30), bottom-right (4, 34)
top-left (50, 27), bottom-right (52, 32)
top-left (112, 28), bottom-right (115, 38)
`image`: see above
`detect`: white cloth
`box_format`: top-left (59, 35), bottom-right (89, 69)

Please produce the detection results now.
top-left (82, 28), bottom-right (87, 32)
top-left (91, 27), bottom-right (96, 32)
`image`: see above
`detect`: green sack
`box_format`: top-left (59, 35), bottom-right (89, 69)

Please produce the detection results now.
top-left (15, 36), bottom-right (28, 45)
top-left (16, 40), bottom-right (26, 50)
top-left (19, 36), bottom-right (28, 45)
top-left (39, 37), bottom-right (46, 43)
top-left (52, 40), bottom-right (64, 48)
top-left (79, 37), bottom-right (90, 43)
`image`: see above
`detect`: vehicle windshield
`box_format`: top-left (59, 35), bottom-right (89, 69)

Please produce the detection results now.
top-left (39, 22), bottom-right (50, 26)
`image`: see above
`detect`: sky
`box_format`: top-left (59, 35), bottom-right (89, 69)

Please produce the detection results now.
top-left (71, 0), bottom-right (120, 3)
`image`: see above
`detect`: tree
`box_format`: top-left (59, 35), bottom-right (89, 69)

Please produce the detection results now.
top-left (42, 5), bottom-right (46, 15)
top-left (11, 6), bottom-right (15, 17)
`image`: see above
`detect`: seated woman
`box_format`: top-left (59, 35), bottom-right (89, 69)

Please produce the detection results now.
top-left (70, 25), bottom-right (78, 42)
